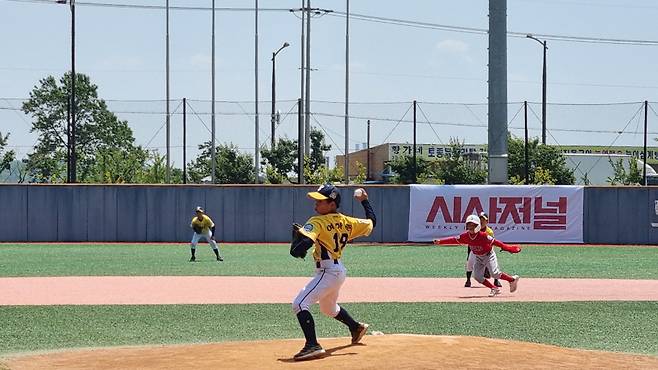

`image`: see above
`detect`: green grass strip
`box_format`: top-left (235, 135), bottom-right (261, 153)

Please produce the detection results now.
top-left (1, 302), bottom-right (656, 356)
top-left (0, 244), bottom-right (657, 279)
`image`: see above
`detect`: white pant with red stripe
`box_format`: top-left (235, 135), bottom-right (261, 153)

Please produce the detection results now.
top-left (292, 260), bottom-right (346, 317)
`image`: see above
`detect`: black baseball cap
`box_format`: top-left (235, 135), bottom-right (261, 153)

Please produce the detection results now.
top-left (307, 184), bottom-right (341, 207)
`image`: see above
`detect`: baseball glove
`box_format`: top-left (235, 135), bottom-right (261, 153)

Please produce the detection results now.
top-left (290, 223), bottom-right (308, 259)
top-left (192, 225), bottom-right (203, 234)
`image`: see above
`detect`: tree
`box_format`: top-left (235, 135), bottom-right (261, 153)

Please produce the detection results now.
top-left (435, 138), bottom-right (486, 185)
top-left (0, 131), bottom-right (15, 173)
top-left (508, 135), bottom-right (575, 185)
top-left (22, 72), bottom-right (143, 183)
top-left (187, 141), bottom-right (255, 184)
top-left (308, 127), bottom-right (331, 172)
top-left (88, 147), bottom-right (147, 183)
top-left (608, 157), bottom-right (642, 185)
top-left (304, 157), bottom-right (344, 184)
top-left (387, 155), bottom-right (433, 184)
top-left (260, 137), bottom-right (297, 183)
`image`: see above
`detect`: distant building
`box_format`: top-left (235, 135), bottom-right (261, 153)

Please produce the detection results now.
top-left (335, 143), bottom-right (658, 182)
top-left (335, 143), bottom-right (487, 182)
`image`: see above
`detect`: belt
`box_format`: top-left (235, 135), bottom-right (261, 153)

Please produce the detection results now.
top-left (316, 259), bottom-right (339, 268)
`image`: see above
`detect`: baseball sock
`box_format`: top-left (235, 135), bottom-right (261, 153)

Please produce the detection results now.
top-left (499, 273), bottom-right (515, 282)
top-left (212, 249), bottom-right (220, 258)
top-left (190, 249), bottom-right (196, 258)
top-left (466, 271), bottom-right (472, 281)
top-left (334, 307), bottom-right (360, 332)
top-left (296, 310), bottom-right (319, 346)
top-left (481, 279), bottom-right (496, 289)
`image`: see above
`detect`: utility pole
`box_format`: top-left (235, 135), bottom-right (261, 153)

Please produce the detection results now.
top-left (254, 0), bottom-right (260, 183)
top-left (271, 42), bottom-right (290, 149)
top-left (344, 0), bottom-right (350, 184)
top-left (366, 119), bottom-right (371, 181)
top-left (71, 0), bottom-right (76, 182)
top-left (183, 98), bottom-right (187, 184)
top-left (299, 0), bottom-right (305, 159)
top-left (527, 34), bottom-right (547, 145)
top-left (304, 0), bottom-right (311, 156)
top-left (57, 0), bottom-right (75, 181)
top-left (524, 101), bottom-right (529, 184)
top-left (297, 98), bottom-right (305, 184)
top-left (413, 100), bottom-right (417, 184)
top-left (211, 0), bottom-right (216, 183)
top-left (644, 100), bottom-right (648, 185)
top-left (165, 0), bottom-right (170, 183)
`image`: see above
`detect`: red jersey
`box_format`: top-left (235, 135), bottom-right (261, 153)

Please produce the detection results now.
top-left (436, 231), bottom-right (520, 255)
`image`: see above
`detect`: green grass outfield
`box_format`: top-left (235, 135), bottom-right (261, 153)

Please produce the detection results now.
top-left (0, 243), bottom-right (657, 357)
top-left (0, 243), bottom-right (657, 278)
top-left (1, 302), bottom-right (657, 356)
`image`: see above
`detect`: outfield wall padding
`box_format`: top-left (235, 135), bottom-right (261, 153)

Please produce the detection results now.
top-left (0, 184), bottom-right (656, 244)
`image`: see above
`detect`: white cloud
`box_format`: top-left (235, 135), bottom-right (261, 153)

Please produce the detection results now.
top-left (436, 39), bottom-right (470, 55)
top-left (96, 56), bottom-right (145, 70)
top-left (189, 53), bottom-right (213, 69)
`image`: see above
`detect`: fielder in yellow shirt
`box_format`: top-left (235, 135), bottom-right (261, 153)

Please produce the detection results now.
top-left (289, 184), bottom-right (376, 361)
top-left (189, 206), bottom-right (223, 262)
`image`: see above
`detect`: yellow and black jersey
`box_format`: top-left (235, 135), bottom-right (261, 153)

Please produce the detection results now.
top-left (298, 213), bottom-right (373, 261)
top-left (190, 215), bottom-right (214, 234)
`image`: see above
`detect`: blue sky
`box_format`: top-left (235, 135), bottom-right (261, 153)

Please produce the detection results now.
top-left (2, 0), bottom-right (658, 167)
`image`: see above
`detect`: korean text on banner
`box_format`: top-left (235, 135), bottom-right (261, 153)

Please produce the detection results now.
top-left (408, 185), bottom-right (584, 243)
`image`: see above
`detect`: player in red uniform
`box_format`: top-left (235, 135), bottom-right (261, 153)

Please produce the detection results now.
top-left (433, 214), bottom-right (521, 297)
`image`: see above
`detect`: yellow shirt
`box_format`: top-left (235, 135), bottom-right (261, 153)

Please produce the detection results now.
top-left (483, 226), bottom-right (494, 237)
top-left (298, 213), bottom-right (374, 262)
top-left (190, 214), bottom-right (214, 233)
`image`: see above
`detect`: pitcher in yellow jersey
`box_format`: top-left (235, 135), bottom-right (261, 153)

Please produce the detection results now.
top-left (289, 184), bottom-right (376, 361)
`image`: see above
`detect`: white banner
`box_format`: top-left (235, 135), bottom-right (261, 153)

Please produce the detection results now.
top-left (408, 185), bottom-right (584, 243)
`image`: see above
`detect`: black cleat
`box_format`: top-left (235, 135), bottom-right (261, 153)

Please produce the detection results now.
top-left (217, 256), bottom-right (224, 262)
top-left (293, 344), bottom-right (325, 361)
top-left (464, 280), bottom-right (472, 288)
top-left (350, 323), bottom-right (369, 344)
top-left (189, 256), bottom-right (196, 262)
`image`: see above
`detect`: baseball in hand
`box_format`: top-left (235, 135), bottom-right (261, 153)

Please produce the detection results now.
top-left (354, 188), bottom-right (363, 197)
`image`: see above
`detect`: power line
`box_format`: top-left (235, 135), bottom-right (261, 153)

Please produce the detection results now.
top-left (327, 11), bottom-right (658, 46)
top-left (7, 0), bottom-right (658, 46)
top-left (5, 0), bottom-right (289, 12)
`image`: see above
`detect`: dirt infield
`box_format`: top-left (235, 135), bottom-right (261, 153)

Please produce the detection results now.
top-left (1, 276), bottom-right (657, 305)
top-left (2, 276), bottom-right (657, 369)
top-left (4, 335), bottom-right (658, 370)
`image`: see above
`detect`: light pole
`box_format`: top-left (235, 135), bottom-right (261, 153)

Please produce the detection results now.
top-left (271, 42), bottom-right (290, 149)
top-left (57, 0), bottom-right (75, 182)
top-left (526, 34), bottom-right (547, 145)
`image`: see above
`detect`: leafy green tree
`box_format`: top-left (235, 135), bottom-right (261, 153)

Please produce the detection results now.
top-left (21, 72), bottom-right (143, 182)
top-left (352, 161), bottom-right (367, 184)
top-left (0, 131), bottom-right (15, 173)
top-left (304, 157), bottom-right (344, 184)
top-left (387, 155), bottom-right (433, 184)
top-left (187, 141), bottom-right (255, 184)
top-left (88, 147), bottom-right (147, 183)
top-left (508, 135), bottom-right (575, 185)
top-left (608, 157), bottom-right (642, 185)
top-left (309, 128), bottom-right (331, 172)
top-left (260, 137), bottom-right (297, 183)
top-left (435, 138), bottom-right (486, 185)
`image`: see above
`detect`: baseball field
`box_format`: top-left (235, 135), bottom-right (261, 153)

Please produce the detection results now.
top-left (1, 243), bottom-right (657, 369)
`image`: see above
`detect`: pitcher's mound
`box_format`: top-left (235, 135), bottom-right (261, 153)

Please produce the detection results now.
top-left (4, 334), bottom-right (658, 370)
